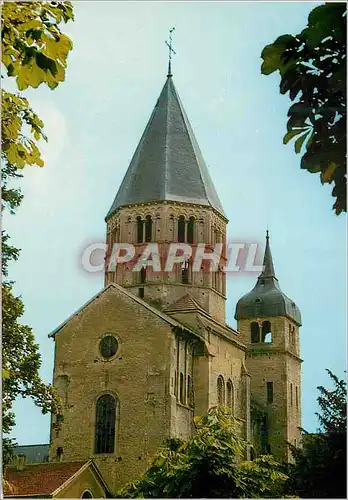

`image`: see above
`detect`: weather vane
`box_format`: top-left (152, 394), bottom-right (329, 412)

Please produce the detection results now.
top-left (165, 27), bottom-right (176, 77)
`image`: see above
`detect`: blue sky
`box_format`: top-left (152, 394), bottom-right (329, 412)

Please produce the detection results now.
top-left (5, 1), bottom-right (346, 445)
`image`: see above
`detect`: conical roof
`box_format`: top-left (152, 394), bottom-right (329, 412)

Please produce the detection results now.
top-left (106, 76), bottom-right (225, 219)
top-left (235, 232), bottom-right (301, 325)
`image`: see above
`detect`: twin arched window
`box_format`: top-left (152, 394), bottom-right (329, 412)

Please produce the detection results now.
top-left (137, 216), bottom-right (153, 243)
top-left (178, 216), bottom-right (195, 244)
top-left (250, 321), bottom-right (272, 344)
top-left (217, 376), bottom-right (234, 412)
top-left (136, 215), bottom-right (195, 243)
top-left (95, 394), bottom-right (117, 454)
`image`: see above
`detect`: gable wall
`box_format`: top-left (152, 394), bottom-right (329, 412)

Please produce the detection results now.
top-left (55, 466), bottom-right (107, 499)
top-left (50, 287), bottom-right (175, 493)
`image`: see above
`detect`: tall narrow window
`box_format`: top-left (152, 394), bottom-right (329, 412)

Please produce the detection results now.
top-left (179, 372), bottom-right (184, 403)
top-left (292, 327), bottom-right (296, 345)
top-left (187, 217), bottom-right (195, 244)
top-left (178, 216), bottom-right (186, 243)
top-left (254, 297), bottom-right (262, 315)
top-left (262, 321), bottom-right (272, 343)
top-left (290, 383), bottom-right (293, 406)
top-left (187, 375), bottom-right (193, 407)
top-left (145, 215), bottom-right (152, 242)
top-left (251, 322), bottom-right (260, 343)
top-left (174, 371), bottom-right (177, 396)
top-left (140, 266), bottom-right (146, 284)
top-left (181, 260), bottom-right (189, 284)
top-left (136, 217), bottom-right (144, 243)
top-left (226, 379), bottom-right (234, 412)
top-left (217, 375), bottom-right (225, 405)
top-left (289, 325), bottom-right (292, 344)
top-left (296, 386), bottom-right (299, 408)
top-left (95, 394), bottom-right (116, 454)
top-left (267, 382), bottom-right (273, 403)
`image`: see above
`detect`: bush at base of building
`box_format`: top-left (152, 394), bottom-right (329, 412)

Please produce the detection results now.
top-left (117, 406), bottom-right (288, 498)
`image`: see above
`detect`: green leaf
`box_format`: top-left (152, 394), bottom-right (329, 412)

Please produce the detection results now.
top-left (261, 44), bottom-right (284, 75)
top-left (321, 162), bottom-right (337, 184)
top-left (283, 128), bottom-right (309, 145)
top-left (294, 129), bottom-right (311, 153)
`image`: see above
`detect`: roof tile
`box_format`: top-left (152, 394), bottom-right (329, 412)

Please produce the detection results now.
top-left (4, 461), bottom-right (86, 496)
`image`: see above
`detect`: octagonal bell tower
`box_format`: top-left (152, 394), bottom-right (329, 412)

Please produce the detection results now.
top-left (104, 72), bottom-right (228, 323)
top-left (235, 232), bottom-right (302, 461)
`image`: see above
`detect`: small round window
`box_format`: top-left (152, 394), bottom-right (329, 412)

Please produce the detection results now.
top-left (99, 335), bottom-right (118, 359)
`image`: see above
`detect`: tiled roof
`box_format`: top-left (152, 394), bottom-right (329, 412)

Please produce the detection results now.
top-left (106, 75), bottom-right (225, 218)
top-left (165, 293), bottom-right (205, 312)
top-left (4, 461), bottom-right (86, 497)
top-left (49, 283), bottom-right (198, 339)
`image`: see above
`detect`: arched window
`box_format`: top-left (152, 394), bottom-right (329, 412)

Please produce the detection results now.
top-left (81, 491), bottom-right (93, 499)
top-left (262, 321), bottom-right (272, 343)
top-left (217, 375), bottom-right (225, 405)
top-left (290, 383), bottom-right (293, 406)
top-left (250, 322), bottom-right (260, 343)
top-left (136, 216), bottom-right (144, 243)
top-left (178, 216), bottom-right (186, 243)
top-left (95, 394), bottom-right (116, 454)
top-left (226, 379), bottom-right (234, 412)
top-left (187, 217), bottom-right (195, 244)
top-left (145, 215), bottom-right (152, 242)
top-left (179, 372), bottom-right (184, 403)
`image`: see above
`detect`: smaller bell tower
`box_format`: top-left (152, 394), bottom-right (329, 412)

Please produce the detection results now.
top-left (235, 232), bottom-right (302, 461)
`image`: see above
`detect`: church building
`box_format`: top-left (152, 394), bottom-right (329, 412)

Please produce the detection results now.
top-left (8, 63), bottom-right (303, 497)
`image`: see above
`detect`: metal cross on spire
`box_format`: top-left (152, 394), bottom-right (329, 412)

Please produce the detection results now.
top-left (165, 27), bottom-right (176, 77)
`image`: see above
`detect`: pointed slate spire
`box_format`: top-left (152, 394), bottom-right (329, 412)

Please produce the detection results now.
top-left (259, 230), bottom-right (276, 280)
top-left (106, 76), bottom-right (225, 219)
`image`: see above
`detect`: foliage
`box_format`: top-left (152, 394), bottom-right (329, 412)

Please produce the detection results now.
top-left (261, 3), bottom-right (346, 215)
top-left (2, 232), bottom-right (20, 277)
top-left (2, 1), bottom-right (74, 90)
top-left (118, 406), bottom-right (287, 498)
top-left (286, 369), bottom-right (347, 498)
top-left (316, 369), bottom-right (346, 434)
top-left (238, 454), bottom-right (288, 499)
top-left (1, 1), bottom-right (73, 465)
top-left (2, 282), bottom-right (62, 436)
top-left (2, 90), bottom-right (46, 203)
